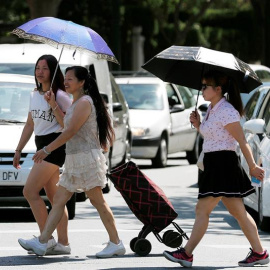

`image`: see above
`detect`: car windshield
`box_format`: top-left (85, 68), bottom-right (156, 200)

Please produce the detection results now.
top-left (244, 90), bottom-right (260, 120)
top-left (255, 70), bottom-right (270, 82)
top-left (262, 97), bottom-right (270, 130)
top-left (118, 83), bottom-right (164, 110)
top-left (0, 82), bottom-right (33, 122)
top-left (190, 88), bottom-right (202, 96)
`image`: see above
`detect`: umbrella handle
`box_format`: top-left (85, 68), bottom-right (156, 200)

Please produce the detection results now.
top-left (191, 64), bottom-right (204, 128)
top-left (195, 90), bottom-right (200, 109)
top-left (191, 92), bottom-right (200, 128)
top-left (191, 110), bottom-right (197, 129)
top-left (50, 46), bottom-right (64, 89)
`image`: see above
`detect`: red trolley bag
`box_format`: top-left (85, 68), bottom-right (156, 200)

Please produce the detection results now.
top-left (108, 161), bottom-right (188, 256)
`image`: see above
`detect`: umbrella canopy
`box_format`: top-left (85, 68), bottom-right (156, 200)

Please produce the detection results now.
top-left (142, 46), bottom-right (261, 94)
top-left (12, 17), bottom-right (118, 64)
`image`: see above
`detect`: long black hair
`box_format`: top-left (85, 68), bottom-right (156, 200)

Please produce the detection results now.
top-left (65, 66), bottom-right (115, 151)
top-left (203, 70), bottom-right (244, 116)
top-left (34, 55), bottom-right (65, 98)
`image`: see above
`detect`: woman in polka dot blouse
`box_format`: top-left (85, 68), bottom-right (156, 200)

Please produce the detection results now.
top-left (163, 70), bottom-right (269, 267)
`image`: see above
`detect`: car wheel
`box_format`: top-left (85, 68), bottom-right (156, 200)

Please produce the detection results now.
top-left (186, 133), bottom-right (203, 164)
top-left (151, 137), bottom-right (167, 168)
top-left (258, 187), bottom-right (270, 231)
top-left (103, 149), bottom-right (112, 194)
top-left (66, 193), bottom-right (76, 220)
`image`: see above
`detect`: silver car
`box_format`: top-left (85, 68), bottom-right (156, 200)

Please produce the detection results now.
top-left (115, 76), bottom-right (202, 167)
top-left (240, 86), bottom-right (270, 231)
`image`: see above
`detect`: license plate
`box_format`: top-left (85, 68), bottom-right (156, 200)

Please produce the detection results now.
top-left (1, 171), bottom-right (21, 181)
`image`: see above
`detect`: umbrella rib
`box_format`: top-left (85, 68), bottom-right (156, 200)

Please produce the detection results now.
top-left (12, 29), bottom-right (119, 64)
top-left (12, 29), bottom-right (61, 49)
top-left (11, 17), bottom-right (119, 65)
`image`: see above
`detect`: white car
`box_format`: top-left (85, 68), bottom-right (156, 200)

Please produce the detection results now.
top-left (0, 74), bottom-right (75, 219)
top-left (240, 82), bottom-right (270, 126)
top-left (240, 81), bottom-right (270, 107)
top-left (241, 87), bottom-right (270, 231)
top-left (250, 64), bottom-right (270, 82)
top-left (240, 65), bottom-right (270, 106)
top-left (116, 76), bottom-right (203, 167)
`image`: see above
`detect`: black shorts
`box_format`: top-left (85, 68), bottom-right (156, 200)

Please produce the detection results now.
top-left (35, 133), bottom-right (65, 167)
top-left (198, 150), bottom-right (255, 199)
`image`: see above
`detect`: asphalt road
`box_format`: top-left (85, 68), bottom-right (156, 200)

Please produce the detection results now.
top-left (0, 153), bottom-right (269, 269)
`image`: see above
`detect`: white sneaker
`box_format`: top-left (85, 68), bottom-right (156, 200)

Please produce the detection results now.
top-left (19, 236), bottom-right (54, 251)
top-left (27, 238), bottom-right (57, 255)
top-left (47, 238), bottom-right (57, 249)
top-left (18, 236), bottom-right (48, 256)
top-left (96, 240), bottom-right (126, 258)
top-left (46, 243), bottom-right (71, 255)
top-left (18, 236), bottom-right (36, 251)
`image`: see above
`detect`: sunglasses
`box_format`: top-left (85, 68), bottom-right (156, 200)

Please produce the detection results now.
top-left (201, 84), bottom-right (214, 90)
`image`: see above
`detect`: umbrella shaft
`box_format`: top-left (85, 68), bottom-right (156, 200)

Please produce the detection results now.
top-left (50, 46), bottom-right (64, 89)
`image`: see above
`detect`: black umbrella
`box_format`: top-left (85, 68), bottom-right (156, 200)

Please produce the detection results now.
top-left (142, 46), bottom-right (262, 94)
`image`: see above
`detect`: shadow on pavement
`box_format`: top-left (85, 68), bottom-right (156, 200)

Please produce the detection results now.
top-left (99, 266), bottom-right (179, 270)
top-left (99, 267), bottom-right (239, 270)
top-left (86, 253), bottom-right (164, 259)
top-left (0, 255), bottom-right (86, 266)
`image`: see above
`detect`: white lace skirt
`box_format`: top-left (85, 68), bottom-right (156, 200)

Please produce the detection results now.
top-left (58, 149), bottom-right (107, 192)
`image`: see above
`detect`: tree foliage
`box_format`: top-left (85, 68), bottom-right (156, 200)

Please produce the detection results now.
top-left (0, 0), bottom-right (29, 38)
top-left (250, 0), bottom-right (270, 66)
top-left (0, 0), bottom-right (269, 69)
top-left (27, 0), bottom-right (62, 19)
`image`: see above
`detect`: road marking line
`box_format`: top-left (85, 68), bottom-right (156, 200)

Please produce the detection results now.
top-left (2, 245), bottom-right (270, 251)
top-left (0, 229), bottom-right (140, 233)
top-left (0, 247), bottom-right (22, 250)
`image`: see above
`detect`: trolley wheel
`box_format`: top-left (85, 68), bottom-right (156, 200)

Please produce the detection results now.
top-left (130, 237), bottom-right (138, 252)
top-left (134, 238), bottom-right (152, 256)
top-left (162, 230), bottom-right (173, 243)
top-left (163, 231), bottom-right (183, 248)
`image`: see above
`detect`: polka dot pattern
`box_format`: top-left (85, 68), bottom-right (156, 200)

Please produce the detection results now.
top-left (200, 98), bottom-right (240, 152)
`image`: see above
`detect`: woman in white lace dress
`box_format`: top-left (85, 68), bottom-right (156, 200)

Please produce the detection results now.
top-left (18, 66), bottom-right (126, 258)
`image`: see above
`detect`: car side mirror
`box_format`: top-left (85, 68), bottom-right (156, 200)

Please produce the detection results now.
top-left (113, 102), bottom-right (123, 112)
top-left (170, 104), bottom-right (185, 113)
top-left (243, 119), bottom-right (265, 134)
top-left (198, 103), bottom-right (208, 112)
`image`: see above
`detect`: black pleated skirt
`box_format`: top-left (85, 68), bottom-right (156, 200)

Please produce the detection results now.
top-left (198, 150), bottom-right (255, 199)
top-left (35, 133), bottom-right (66, 167)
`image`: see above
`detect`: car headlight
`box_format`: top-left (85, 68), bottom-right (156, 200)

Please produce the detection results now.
top-left (131, 127), bottom-right (150, 137)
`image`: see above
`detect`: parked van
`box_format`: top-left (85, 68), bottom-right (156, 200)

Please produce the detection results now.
top-left (0, 43), bottom-right (113, 110)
